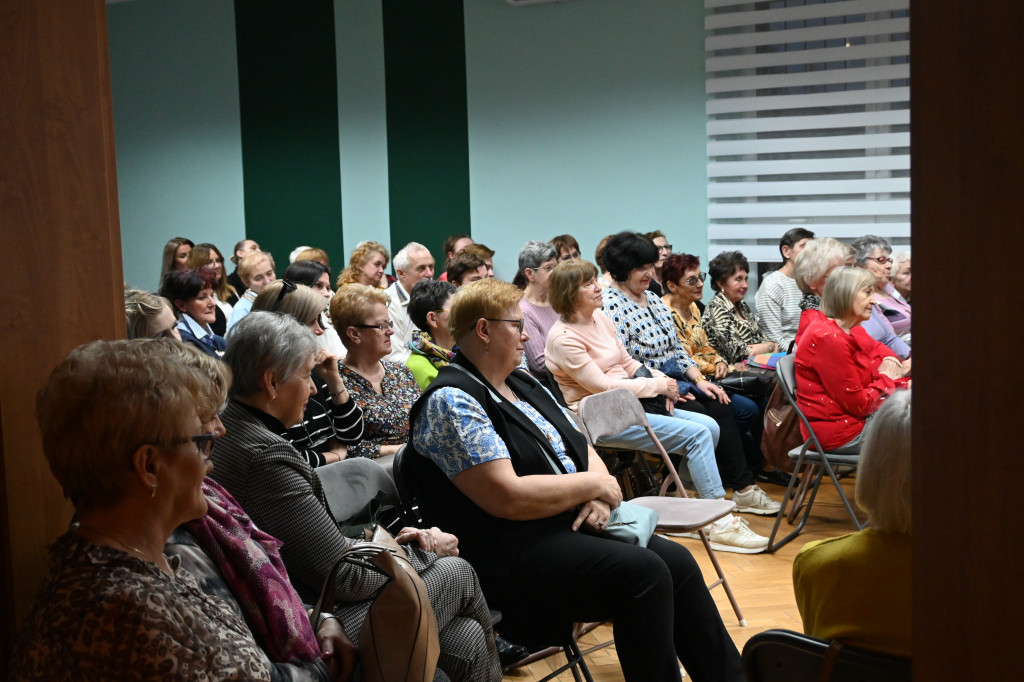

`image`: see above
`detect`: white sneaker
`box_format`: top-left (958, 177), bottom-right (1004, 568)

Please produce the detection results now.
top-left (731, 485), bottom-right (782, 516)
top-left (707, 517), bottom-right (769, 554)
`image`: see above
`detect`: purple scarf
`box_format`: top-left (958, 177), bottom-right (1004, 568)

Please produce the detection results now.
top-left (187, 479), bottom-right (321, 662)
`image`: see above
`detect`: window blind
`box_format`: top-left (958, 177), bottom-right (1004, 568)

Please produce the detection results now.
top-left (705, 0), bottom-right (910, 265)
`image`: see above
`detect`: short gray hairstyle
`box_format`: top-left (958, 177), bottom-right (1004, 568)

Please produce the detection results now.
top-left (225, 311), bottom-right (317, 398)
top-left (518, 240), bottom-right (558, 275)
top-left (820, 266), bottom-right (873, 319)
top-left (891, 250), bottom-right (911, 279)
top-left (851, 234), bottom-right (892, 267)
top-left (856, 388), bottom-right (912, 534)
top-left (793, 238), bottom-right (856, 295)
top-left (393, 242), bottom-right (430, 272)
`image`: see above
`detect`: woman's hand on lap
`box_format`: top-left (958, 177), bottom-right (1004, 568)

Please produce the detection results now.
top-left (316, 617), bottom-right (357, 682)
top-left (714, 362), bottom-right (729, 379)
top-left (572, 499), bottom-right (612, 532)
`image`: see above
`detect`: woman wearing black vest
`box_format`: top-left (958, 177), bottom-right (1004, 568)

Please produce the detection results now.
top-left (408, 279), bottom-right (743, 682)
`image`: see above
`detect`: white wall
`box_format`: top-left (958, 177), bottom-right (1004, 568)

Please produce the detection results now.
top-left (463, 0), bottom-right (708, 280)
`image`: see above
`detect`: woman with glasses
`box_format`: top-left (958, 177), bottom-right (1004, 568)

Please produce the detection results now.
top-left (159, 266), bottom-right (227, 358)
top-left (516, 240), bottom-right (560, 381)
top-left (852, 235), bottom-right (911, 355)
top-left (12, 339), bottom-right (281, 679)
top-left (253, 281), bottom-right (363, 467)
top-left (332, 284), bottom-right (421, 460)
top-left (406, 279), bottom-right (459, 390)
top-left (408, 278), bottom-right (745, 681)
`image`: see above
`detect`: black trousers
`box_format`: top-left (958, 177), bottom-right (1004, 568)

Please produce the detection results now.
top-left (478, 532), bottom-right (743, 682)
top-left (679, 397), bottom-right (756, 490)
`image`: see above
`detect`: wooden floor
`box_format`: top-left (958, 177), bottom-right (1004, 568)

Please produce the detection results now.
top-left (502, 474), bottom-right (864, 681)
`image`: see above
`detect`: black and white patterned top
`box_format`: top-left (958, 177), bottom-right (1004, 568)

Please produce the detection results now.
top-left (280, 374), bottom-right (364, 468)
top-left (601, 286), bottom-right (698, 373)
top-left (703, 291), bottom-right (774, 364)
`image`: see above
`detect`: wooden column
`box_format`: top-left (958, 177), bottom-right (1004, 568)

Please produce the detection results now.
top-left (912, 2), bottom-right (1024, 679)
top-left (0, 0), bottom-right (124, 663)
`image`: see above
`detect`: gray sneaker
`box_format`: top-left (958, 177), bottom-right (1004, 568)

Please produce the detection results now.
top-left (731, 485), bottom-right (782, 516)
top-left (707, 517), bottom-right (769, 554)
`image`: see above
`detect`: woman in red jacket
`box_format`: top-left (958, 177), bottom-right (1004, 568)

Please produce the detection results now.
top-left (794, 267), bottom-right (909, 452)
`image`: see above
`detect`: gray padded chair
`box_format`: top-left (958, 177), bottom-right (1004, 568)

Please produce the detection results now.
top-left (766, 355), bottom-right (864, 553)
top-left (576, 388), bottom-right (746, 626)
top-left (315, 457), bottom-right (400, 524)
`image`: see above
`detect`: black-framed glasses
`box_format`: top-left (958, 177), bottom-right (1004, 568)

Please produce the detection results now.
top-left (683, 272), bottom-right (707, 286)
top-left (272, 280), bottom-right (297, 310)
top-left (867, 255), bottom-right (893, 265)
top-left (657, 244), bottom-right (674, 252)
top-left (485, 318), bottom-right (525, 334)
top-left (352, 320), bottom-right (394, 332)
top-left (149, 432), bottom-right (217, 461)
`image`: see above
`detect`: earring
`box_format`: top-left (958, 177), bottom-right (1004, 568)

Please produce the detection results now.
top-left (271, 392), bottom-right (277, 401)
top-left (484, 343), bottom-right (489, 354)
top-left (150, 483), bottom-right (157, 499)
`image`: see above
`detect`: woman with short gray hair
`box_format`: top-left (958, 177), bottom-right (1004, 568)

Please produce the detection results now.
top-left (517, 240), bottom-right (560, 380)
top-left (851, 235), bottom-right (911, 356)
top-left (212, 311), bottom-right (501, 682)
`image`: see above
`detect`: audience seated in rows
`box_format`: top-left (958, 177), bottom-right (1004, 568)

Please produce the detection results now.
top-left (227, 238), bottom-right (260, 297)
top-left (447, 250), bottom-right (488, 286)
top-left (409, 278), bottom-right (745, 682)
top-left (333, 285), bottom-right (421, 460)
top-left (794, 266), bottom-right (910, 453)
top-left (545, 260), bottom-right (774, 552)
top-left (406, 279), bottom-right (458, 390)
top-left (253, 281), bottom-right (364, 467)
top-left (891, 250), bottom-right (911, 302)
top-left (438, 233), bottom-right (474, 282)
top-left (643, 230), bottom-right (671, 297)
top-left (228, 250), bottom-right (277, 330)
top-left (385, 242), bottom-right (436, 364)
top-left (125, 287), bottom-right (181, 341)
top-left (793, 388), bottom-right (912, 658)
top-left (460, 243), bottom-right (495, 279)
top-left (159, 236), bottom-right (193, 286)
top-left (550, 233), bottom-right (581, 262)
top-left (159, 266), bottom-right (226, 358)
top-left (754, 227), bottom-right (815, 352)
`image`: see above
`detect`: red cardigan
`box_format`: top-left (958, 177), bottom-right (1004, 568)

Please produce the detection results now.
top-left (794, 315), bottom-right (906, 449)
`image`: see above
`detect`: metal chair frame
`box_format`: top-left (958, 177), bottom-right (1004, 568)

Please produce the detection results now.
top-left (766, 355), bottom-right (865, 553)
top-left (742, 628), bottom-right (911, 682)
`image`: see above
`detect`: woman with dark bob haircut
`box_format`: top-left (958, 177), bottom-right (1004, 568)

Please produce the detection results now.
top-left (406, 279), bottom-right (459, 389)
top-left (703, 251), bottom-right (777, 366)
top-left (408, 278), bottom-right (745, 681)
top-left (601, 234), bottom-right (781, 522)
top-left (159, 266), bottom-right (226, 358)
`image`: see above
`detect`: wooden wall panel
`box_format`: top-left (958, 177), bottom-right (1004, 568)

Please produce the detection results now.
top-left (911, 2), bottom-right (1024, 679)
top-left (0, 0), bottom-right (124, 663)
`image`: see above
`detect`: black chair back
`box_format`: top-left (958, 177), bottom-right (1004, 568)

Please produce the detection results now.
top-left (743, 629), bottom-right (911, 682)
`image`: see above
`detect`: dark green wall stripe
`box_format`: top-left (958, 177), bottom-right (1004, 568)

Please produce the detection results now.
top-left (382, 0), bottom-right (471, 266)
top-left (234, 0), bottom-right (344, 273)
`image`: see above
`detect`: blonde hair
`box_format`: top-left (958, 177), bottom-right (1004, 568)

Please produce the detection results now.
top-left (793, 238), bottom-right (856, 295)
top-left (820, 266), bottom-right (874, 319)
top-left (856, 389), bottom-right (912, 533)
top-left (294, 247), bottom-right (330, 267)
top-left (187, 243), bottom-right (236, 303)
top-left (36, 340), bottom-right (209, 512)
top-left (148, 338), bottom-right (231, 421)
top-left (548, 260), bottom-right (600, 317)
top-left (337, 241), bottom-right (390, 287)
top-left (125, 288), bottom-right (172, 339)
top-left (330, 283), bottom-right (390, 344)
top-left (448, 279), bottom-right (523, 342)
top-left (253, 280), bottom-right (326, 327)
top-left (237, 251), bottom-right (276, 285)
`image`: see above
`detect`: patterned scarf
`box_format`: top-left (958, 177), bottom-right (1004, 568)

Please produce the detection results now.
top-left (799, 292), bottom-right (821, 312)
top-left (186, 479), bottom-right (321, 662)
top-left (409, 329), bottom-right (455, 368)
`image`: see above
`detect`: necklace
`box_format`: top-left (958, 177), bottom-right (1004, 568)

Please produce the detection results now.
top-left (77, 523), bottom-right (160, 564)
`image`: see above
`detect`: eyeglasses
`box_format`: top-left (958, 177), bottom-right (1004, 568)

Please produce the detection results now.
top-left (532, 265), bottom-right (556, 273)
top-left (149, 432), bottom-right (217, 461)
top-left (867, 256), bottom-right (893, 265)
top-left (485, 318), bottom-right (525, 334)
top-left (352, 320), bottom-right (394, 332)
top-left (682, 272), bottom-right (707, 286)
top-left (657, 244), bottom-right (674, 252)
top-left (272, 280), bottom-right (297, 310)
top-left (309, 313), bottom-right (326, 331)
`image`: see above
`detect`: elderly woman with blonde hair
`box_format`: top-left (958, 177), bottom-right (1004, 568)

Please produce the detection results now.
top-left (332, 284), bottom-right (421, 459)
top-left (408, 278), bottom-right (744, 682)
top-left (793, 388), bottom-right (912, 657)
top-left (12, 339), bottom-right (279, 679)
top-left (252, 281), bottom-right (363, 467)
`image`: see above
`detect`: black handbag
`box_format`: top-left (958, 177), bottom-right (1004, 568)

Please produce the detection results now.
top-left (716, 367), bottom-right (776, 399)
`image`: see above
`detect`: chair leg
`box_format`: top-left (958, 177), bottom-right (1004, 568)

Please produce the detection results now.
top-left (820, 459), bottom-right (865, 531)
top-left (534, 637), bottom-right (594, 682)
top-left (698, 529), bottom-right (747, 626)
top-left (769, 462), bottom-right (829, 552)
top-left (767, 447), bottom-right (809, 552)
top-left (787, 463), bottom-right (817, 523)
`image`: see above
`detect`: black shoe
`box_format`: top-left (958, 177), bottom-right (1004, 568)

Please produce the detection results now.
top-left (495, 635), bottom-right (529, 667)
top-left (755, 469), bottom-right (797, 487)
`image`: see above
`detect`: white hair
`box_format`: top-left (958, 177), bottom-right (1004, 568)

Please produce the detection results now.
top-left (393, 242), bottom-right (430, 272)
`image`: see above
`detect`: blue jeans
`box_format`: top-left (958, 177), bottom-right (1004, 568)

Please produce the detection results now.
top-left (593, 411), bottom-right (726, 500)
